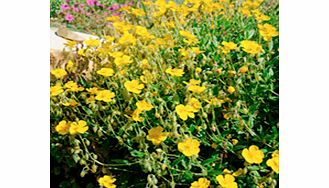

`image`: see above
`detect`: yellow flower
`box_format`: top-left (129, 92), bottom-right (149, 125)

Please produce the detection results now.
top-left (253, 9), bottom-right (270, 22)
top-left (239, 65), bottom-right (249, 73)
top-left (140, 75), bottom-right (148, 84)
top-left (272, 150), bottom-right (279, 158)
top-left (240, 40), bottom-right (263, 54)
top-left (61, 99), bottom-right (78, 107)
top-left (188, 85), bottom-right (206, 93)
top-left (211, 143), bottom-right (218, 149)
top-left (64, 81), bottom-right (84, 92)
top-left (164, 21), bottom-right (176, 29)
top-left (113, 21), bottom-right (133, 33)
top-left (184, 79), bottom-right (201, 86)
top-left (124, 80), bottom-right (144, 94)
top-left (64, 40), bottom-right (77, 48)
top-left (179, 30), bottom-right (198, 44)
top-left (191, 47), bottom-right (204, 55)
top-left (109, 51), bottom-right (124, 58)
top-left (135, 26), bottom-right (154, 41)
top-left (136, 100), bottom-right (154, 111)
top-left (69, 120), bottom-right (89, 135)
top-left (140, 59), bottom-right (149, 68)
top-left (97, 68), bottom-right (115, 77)
top-left (179, 48), bottom-right (190, 59)
top-left (188, 98), bottom-right (201, 112)
top-left (207, 98), bottom-right (224, 106)
top-left (227, 86), bottom-right (235, 94)
top-left (266, 150), bottom-right (279, 173)
top-left (195, 67), bottom-right (202, 73)
top-left (242, 145), bottom-right (265, 164)
top-left (216, 174), bottom-right (238, 188)
top-left (114, 55), bottom-right (133, 67)
top-left (107, 15), bottom-right (121, 22)
top-left (175, 104), bottom-right (195, 120)
top-left (239, 7), bottom-right (251, 17)
top-left (78, 49), bottom-right (85, 56)
top-left (118, 31), bottom-right (136, 46)
top-left (66, 60), bottom-right (74, 71)
top-left (84, 38), bottom-right (100, 47)
top-left (165, 68), bottom-right (184, 77)
top-left (86, 96), bottom-right (96, 104)
top-left (50, 84), bottom-right (64, 97)
top-left (184, 79), bottom-right (206, 93)
top-left (178, 138), bottom-right (200, 157)
top-left (119, 70), bottom-right (126, 75)
top-left (95, 90), bottom-right (115, 102)
top-left (55, 120), bottom-right (70, 135)
top-left (223, 113), bottom-right (231, 119)
top-left (146, 126), bottom-right (169, 145)
top-left (51, 68), bottom-right (67, 79)
top-left (155, 38), bottom-right (166, 46)
top-left (130, 8), bottom-right (145, 16)
top-left (232, 168), bottom-right (244, 177)
top-left (98, 175), bottom-right (116, 188)
top-left (258, 24), bottom-right (279, 41)
top-left (232, 139), bottom-right (239, 145)
top-left (223, 169), bottom-right (232, 174)
top-left (105, 36), bottom-right (115, 43)
top-left (190, 178), bottom-right (210, 188)
top-left (143, 0), bottom-right (153, 6)
top-left (86, 87), bottom-right (99, 95)
top-left (132, 109), bottom-right (143, 122)
top-left (220, 41), bottom-right (237, 54)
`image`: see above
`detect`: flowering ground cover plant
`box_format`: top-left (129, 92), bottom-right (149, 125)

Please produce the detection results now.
top-left (50, 0), bottom-right (279, 187)
top-left (51, 0), bottom-right (134, 35)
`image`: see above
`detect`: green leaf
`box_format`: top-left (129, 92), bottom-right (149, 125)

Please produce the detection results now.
top-left (110, 159), bottom-right (130, 164)
top-left (248, 29), bottom-right (255, 39)
top-left (202, 154), bottom-right (219, 166)
top-left (208, 169), bottom-right (222, 176)
top-left (130, 150), bottom-right (145, 158)
top-left (247, 165), bottom-right (260, 171)
top-left (82, 106), bottom-right (93, 116)
top-left (183, 171), bottom-right (193, 181)
top-left (172, 155), bottom-right (184, 166)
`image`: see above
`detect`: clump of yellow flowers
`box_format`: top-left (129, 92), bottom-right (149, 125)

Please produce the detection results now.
top-left (50, 0), bottom-right (279, 187)
top-left (55, 120), bottom-right (88, 135)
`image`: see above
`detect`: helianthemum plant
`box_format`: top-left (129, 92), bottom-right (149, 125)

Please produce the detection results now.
top-left (50, 0), bottom-right (279, 187)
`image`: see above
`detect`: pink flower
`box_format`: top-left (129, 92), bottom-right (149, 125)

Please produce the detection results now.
top-left (72, 7), bottom-right (79, 12)
top-left (86, 0), bottom-right (98, 6)
top-left (108, 3), bottom-right (120, 11)
top-left (60, 4), bottom-right (70, 11)
top-left (111, 12), bottom-right (120, 16)
top-left (65, 14), bottom-right (74, 22)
